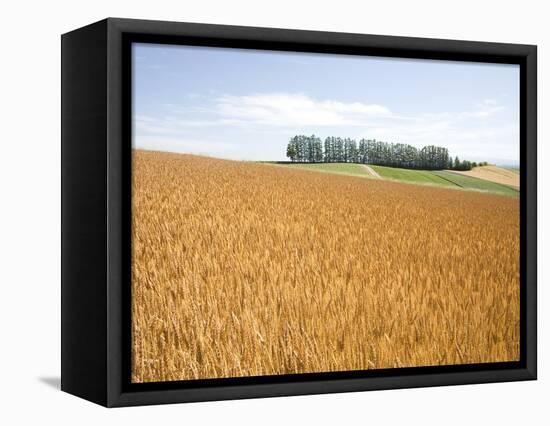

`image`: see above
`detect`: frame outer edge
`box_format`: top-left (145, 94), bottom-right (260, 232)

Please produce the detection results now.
top-left (106, 18), bottom-right (125, 407)
top-left (525, 46), bottom-right (537, 379)
top-left (96, 17), bottom-right (537, 407)
top-left (61, 19), bottom-right (109, 406)
top-left (105, 17), bottom-right (536, 57)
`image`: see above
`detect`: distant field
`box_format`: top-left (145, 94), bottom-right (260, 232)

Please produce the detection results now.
top-left (449, 166), bottom-right (519, 188)
top-left (503, 167), bottom-right (520, 175)
top-left (276, 162), bottom-right (372, 178)
top-left (433, 171), bottom-right (519, 198)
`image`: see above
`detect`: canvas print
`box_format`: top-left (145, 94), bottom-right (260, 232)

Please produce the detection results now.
top-left (131, 43), bottom-right (520, 383)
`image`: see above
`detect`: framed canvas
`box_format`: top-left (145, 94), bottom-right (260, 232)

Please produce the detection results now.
top-left (61, 18), bottom-right (537, 407)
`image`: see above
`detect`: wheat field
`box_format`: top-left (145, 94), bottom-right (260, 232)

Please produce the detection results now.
top-left (131, 149), bottom-right (520, 383)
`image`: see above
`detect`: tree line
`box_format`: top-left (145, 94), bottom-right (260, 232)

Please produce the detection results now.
top-left (286, 135), bottom-right (486, 171)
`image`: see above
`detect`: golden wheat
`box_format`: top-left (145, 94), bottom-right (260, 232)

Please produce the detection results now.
top-left (131, 149), bottom-right (520, 383)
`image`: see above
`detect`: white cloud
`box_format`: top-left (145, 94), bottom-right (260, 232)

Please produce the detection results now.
top-left (215, 93), bottom-right (392, 126)
top-left (459, 99), bottom-right (504, 119)
top-left (482, 99), bottom-right (498, 106)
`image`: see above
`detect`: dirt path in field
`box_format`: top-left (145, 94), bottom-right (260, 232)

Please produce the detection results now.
top-left (362, 164), bottom-right (381, 179)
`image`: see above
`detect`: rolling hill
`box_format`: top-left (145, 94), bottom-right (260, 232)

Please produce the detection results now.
top-left (272, 163), bottom-right (519, 197)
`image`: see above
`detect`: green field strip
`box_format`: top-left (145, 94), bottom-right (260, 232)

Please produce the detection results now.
top-left (369, 165), bottom-right (455, 187)
top-left (433, 171), bottom-right (519, 198)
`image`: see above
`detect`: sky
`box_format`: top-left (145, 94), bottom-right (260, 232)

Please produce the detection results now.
top-left (132, 43), bottom-right (520, 166)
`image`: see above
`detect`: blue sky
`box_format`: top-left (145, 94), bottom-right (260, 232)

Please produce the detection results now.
top-left (133, 43), bottom-right (520, 165)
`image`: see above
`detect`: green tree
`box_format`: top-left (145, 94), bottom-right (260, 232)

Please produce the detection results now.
top-left (286, 143), bottom-right (297, 162)
top-left (310, 135), bottom-right (323, 162)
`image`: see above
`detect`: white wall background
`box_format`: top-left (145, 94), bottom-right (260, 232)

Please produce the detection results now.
top-left (0, 0), bottom-right (546, 423)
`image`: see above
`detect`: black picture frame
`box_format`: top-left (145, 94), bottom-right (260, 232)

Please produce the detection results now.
top-left (61, 17), bottom-right (537, 407)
